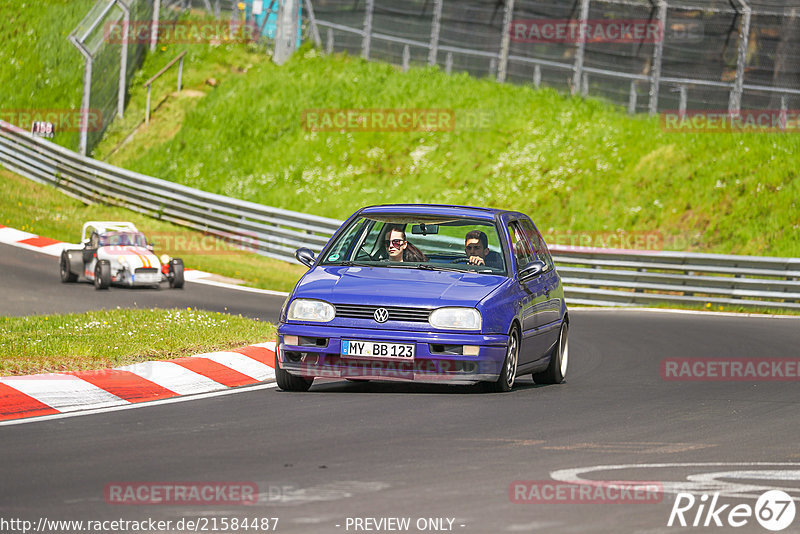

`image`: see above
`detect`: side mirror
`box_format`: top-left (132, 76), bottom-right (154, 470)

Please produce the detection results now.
top-left (520, 259), bottom-right (546, 279)
top-left (295, 247), bottom-right (316, 268)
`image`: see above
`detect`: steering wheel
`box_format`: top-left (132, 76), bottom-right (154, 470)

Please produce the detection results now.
top-left (448, 257), bottom-right (469, 264)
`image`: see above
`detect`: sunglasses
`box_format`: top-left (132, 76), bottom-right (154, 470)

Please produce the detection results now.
top-left (384, 239), bottom-right (405, 248)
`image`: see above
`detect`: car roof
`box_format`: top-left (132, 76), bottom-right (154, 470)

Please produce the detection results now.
top-left (358, 204), bottom-right (521, 222)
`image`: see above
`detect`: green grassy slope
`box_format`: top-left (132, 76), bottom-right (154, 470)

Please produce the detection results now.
top-left (95, 46), bottom-right (800, 257)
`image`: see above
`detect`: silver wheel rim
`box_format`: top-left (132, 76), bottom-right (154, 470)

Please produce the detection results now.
top-left (505, 333), bottom-right (518, 389)
top-left (559, 325), bottom-right (569, 378)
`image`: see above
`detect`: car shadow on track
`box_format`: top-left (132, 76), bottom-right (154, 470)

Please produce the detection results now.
top-left (279, 377), bottom-right (552, 395)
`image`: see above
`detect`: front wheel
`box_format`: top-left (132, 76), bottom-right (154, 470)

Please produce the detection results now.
top-left (94, 260), bottom-right (111, 290)
top-left (275, 353), bottom-right (313, 392)
top-left (486, 326), bottom-right (519, 393)
top-left (533, 321), bottom-right (568, 384)
top-left (169, 259), bottom-right (184, 289)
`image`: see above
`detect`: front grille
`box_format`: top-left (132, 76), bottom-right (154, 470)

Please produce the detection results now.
top-left (135, 267), bottom-right (159, 274)
top-left (334, 304), bottom-right (431, 323)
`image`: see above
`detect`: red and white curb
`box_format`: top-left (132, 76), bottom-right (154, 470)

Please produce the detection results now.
top-left (0, 342), bottom-right (276, 422)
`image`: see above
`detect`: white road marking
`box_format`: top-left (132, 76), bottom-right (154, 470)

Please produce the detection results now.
top-left (551, 462), bottom-right (800, 501)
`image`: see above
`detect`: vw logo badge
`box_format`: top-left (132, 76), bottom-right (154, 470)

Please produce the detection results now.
top-left (373, 308), bottom-right (389, 323)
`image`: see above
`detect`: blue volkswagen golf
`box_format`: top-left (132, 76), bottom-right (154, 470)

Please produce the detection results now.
top-left (275, 204), bottom-right (568, 392)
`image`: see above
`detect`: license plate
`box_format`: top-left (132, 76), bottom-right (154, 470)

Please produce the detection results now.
top-left (134, 273), bottom-right (160, 283)
top-left (341, 340), bottom-right (415, 359)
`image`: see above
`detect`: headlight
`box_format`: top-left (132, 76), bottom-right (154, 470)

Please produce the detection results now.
top-left (287, 299), bottom-right (335, 322)
top-left (429, 307), bottom-right (482, 330)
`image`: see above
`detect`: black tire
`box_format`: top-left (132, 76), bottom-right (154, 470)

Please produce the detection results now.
top-left (94, 260), bottom-right (111, 290)
top-left (60, 251), bottom-right (77, 283)
top-left (485, 325), bottom-right (520, 393)
top-left (169, 259), bottom-right (185, 289)
top-left (275, 353), bottom-right (313, 392)
top-left (533, 320), bottom-right (568, 384)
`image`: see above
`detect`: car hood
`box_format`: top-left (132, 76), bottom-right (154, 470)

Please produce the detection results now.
top-left (293, 265), bottom-right (506, 308)
top-left (98, 246), bottom-right (160, 268)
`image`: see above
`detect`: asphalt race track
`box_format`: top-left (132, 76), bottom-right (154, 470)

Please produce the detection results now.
top-left (0, 244), bottom-right (286, 321)
top-left (2, 242), bottom-right (800, 533)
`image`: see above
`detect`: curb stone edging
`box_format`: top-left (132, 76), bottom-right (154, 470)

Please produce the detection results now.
top-left (0, 342), bottom-right (276, 422)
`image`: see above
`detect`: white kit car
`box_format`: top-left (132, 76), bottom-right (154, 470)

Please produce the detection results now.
top-left (59, 221), bottom-right (185, 290)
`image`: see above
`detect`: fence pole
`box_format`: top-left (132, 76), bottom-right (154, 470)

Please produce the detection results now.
top-left (728, 1), bottom-right (751, 114)
top-left (581, 73), bottom-right (589, 97)
top-left (678, 85), bottom-right (687, 115)
top-left (533, 64), bottom-right (541, 88)
top-left (177, 55), bottom-right (184, 91)
top-left (326, 28), bottom-right (334, 54)
top-left (428, 0), bottom-right (443, 66)
top-left (571, 0), bottom-right (590, 95)
top-left (445, 52), bottom-right (453, 73)
top-left (628, 80), bottom-right (637, 114)
top-left (150, 0), bottom-right (161, 52)
top-left (304, 0), bottom-right (322, 48)
top-left (497, 0), bottom-right (515, 82)
top-left (362, 0), bottom-right (374, 60)
top-left (402, 44), bottom-right (410, 72)
top-left (69, 37), bottom-right (92, 156)
top-left (274, 0), bottom-right (299, 65)
top-left (215, 0), bottom-right (220, 19)
top-left (117, 0), bottom-right (130, 119)
top-left (648, 0), bottom-right (667, 115)
top-left (780, 95), bottom-right (788, 130)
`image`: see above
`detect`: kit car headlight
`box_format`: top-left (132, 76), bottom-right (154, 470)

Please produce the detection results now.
top-left (287, 299), bottom-right (335, 322)
top-left (429, 307), bottom-right (482, 330)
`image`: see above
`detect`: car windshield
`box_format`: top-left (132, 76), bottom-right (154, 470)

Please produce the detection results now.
top-left (99, 231), bottom-right (148, 247)
top-left (320, 215), bottom-right (507, 275)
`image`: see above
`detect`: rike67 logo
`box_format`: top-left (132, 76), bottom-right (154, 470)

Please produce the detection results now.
top-left (668, 490), bottom-right (796, 531)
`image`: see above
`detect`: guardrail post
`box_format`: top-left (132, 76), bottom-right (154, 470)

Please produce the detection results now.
top-left (648, 0), bottom-right (667, 115)
top-left (581, 73), bottom-right (589, 97)
top-left (571, 0), bottom-right (590, 95)
top-left (497, 0), bottom-right (515, 82)
top-left (117, 0), bottom-right (130, 119)
top-left (445, 52), bottom-right (453, 74)
top-left (362, 0), bottom-right (374, 60)
top-left (145, 84), bottom-right (152, 124)
top-left (150, 0), bottom-right (161, 52)
top-left (628, 81), bottom-right (637, 114)
top-left (428, 0), bottom-right (443, 66)
top-left (402, 44), bottom-right (410, 72)
top-left (489, 57), bottom-right (497, 78)
top-left (533, 64), bottom-right (541, 88)
top-left (728, 1), bottom-right (751, 114)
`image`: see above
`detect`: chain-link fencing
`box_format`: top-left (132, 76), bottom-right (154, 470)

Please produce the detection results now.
top-left (308, 0), bottom-right (800, 116)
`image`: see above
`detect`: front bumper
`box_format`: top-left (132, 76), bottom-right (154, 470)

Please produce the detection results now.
top-left (276, 323), bottom-right (508, 384)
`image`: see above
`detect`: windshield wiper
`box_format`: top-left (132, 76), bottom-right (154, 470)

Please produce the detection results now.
top-left (415, 264), bottom-right (468, 273)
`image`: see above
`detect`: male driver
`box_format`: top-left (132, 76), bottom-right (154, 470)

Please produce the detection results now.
top-left (465, 230), bottom-right (503, 268)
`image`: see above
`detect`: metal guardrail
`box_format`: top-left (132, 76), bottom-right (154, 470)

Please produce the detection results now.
top-left (1, 120), bottom-right (799, 310)
top-left (0, 121), bottom-right (340, 263)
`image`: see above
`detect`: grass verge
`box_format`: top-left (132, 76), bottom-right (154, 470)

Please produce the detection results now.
top-left (0, 167), bottom-right (307, 292)
top-left (0, 308), bottom-right (276, 376)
